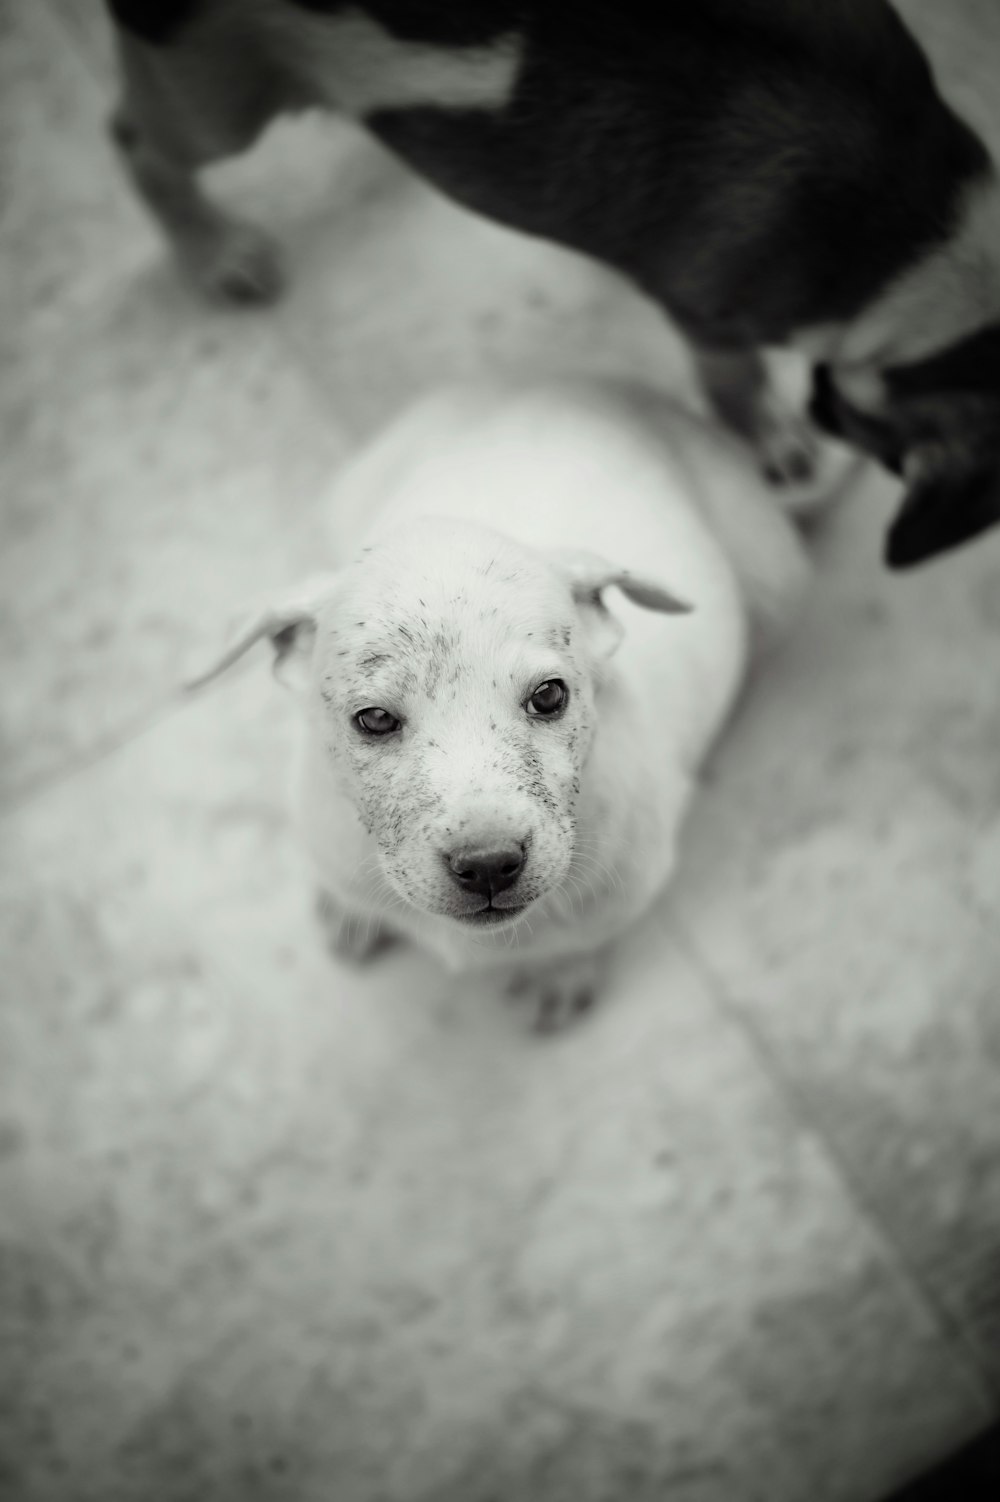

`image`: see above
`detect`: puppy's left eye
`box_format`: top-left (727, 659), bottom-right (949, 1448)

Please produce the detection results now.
top-left (354, 707), bottom-right (401, 736)
top-left (526, 679), bottom-right (568, 719)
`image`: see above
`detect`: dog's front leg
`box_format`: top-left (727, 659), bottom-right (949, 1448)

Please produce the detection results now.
top-left (109, 34), bottom-right (284, 304)
top-left (110, 111), bottom-right (283, 303)
top-left (691, 344), bottom-right (820, 487)
top-left (506, 948), bottom-right (610, 1036)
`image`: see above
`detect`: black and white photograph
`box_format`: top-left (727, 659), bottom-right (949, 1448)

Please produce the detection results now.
top-left (2, 2), bottom-right (999, 1498)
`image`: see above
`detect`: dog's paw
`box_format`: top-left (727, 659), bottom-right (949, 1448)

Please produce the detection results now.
top-left (506, 951), bottom-right (606, 1036)
top-left (778, 442), bottom-right (868, 524)
top-left (756, 404), bottom-right (821, 488)
top-left (760, 418), bottom-right (868, 525)
top-left (183, 220), bottom-right (285, 305)
top-left (315, 891), bottom-right (397, 966)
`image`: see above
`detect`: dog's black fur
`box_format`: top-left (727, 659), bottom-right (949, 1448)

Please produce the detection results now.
top-left (105, 0), bottom-right (1000, 566)
top-left (814, 327), bottom-right (1000, 565)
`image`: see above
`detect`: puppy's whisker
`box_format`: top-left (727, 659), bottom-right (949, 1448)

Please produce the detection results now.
top-left (552, 887), bottom-right (576, 923)
top-left (564, 869), bottom-right (590, 904)
top-left (571, 833), bottom-right (622, 867)
top-left (352, 851), bottom-right (384, 889)
top-left (571, 848), bottom-right (626, 899)
top-left (567, 859), bottom-right (601, 897)
top-left (559, 874), bottom-right (591, 920)
top-left (360, 909), bottom-right (379, 951)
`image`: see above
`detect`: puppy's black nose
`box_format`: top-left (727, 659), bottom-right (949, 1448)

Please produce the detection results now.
top-left (447, 843), bottom-right (525, 898)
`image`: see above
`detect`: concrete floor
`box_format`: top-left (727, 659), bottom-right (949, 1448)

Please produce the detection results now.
top-left (2, 2), bottom-right (999, 1499)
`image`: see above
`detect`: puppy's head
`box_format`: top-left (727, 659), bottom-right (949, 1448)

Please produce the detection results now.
top-left (810, 325), bottom-right (1000, 568)
top-left (196, 518), bottom-right (690, 928)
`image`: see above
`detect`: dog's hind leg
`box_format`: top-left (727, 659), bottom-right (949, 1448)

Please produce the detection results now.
top-left (691, 344), bottom-right (821, 489)
top-left (108, 28), bottom-right (286, 303)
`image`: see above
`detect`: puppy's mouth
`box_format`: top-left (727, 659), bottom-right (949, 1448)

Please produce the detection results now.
top-left (455, 902), bottom-right (530, 927)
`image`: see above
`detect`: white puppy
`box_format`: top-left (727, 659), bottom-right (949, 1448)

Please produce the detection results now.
top-left (198, 379), bottom-right (814, 1030)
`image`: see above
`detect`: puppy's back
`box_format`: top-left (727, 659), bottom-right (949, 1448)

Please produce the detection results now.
top-left (326, 377), bottom-right (807, 650)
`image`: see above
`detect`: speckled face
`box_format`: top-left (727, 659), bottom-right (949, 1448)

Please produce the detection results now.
top-left (310, 520), bottom-right (598, 927)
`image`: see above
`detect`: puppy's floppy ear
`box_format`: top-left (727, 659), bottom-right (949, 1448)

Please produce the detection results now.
top-left (549, 548), bottom-right (692, 658)
top-left (887, 447), bottom-right (1000, 568)
top-left (186, 573), bottom-right (340, 694)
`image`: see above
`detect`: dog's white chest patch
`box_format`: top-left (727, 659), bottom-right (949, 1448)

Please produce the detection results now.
top-left (293, 9), bottom-right (524, 117)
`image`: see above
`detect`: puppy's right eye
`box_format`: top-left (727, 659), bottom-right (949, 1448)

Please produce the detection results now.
top-left (525, 679), bottom-right (568, 718)
top-left (354, 707), bottom-right (400, 736)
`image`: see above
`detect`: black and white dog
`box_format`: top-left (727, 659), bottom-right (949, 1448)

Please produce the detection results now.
top-left (106, 1), bottom-right (1000, 567)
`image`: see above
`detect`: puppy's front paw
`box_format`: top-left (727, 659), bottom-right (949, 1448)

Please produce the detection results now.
top-left (315, 891), bottom-right (397, 966)
top-left (182, 220), bottom-right (285, 305)
top-left (506, 951), bottom-right (606, 1036)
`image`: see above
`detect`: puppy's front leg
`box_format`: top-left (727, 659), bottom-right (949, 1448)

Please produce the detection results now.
top-left (315, 890), bottom-right (399, 966)
top-left (692, 344), bottom-right (819, 487)
top-left (506, 948), bottom-right (610, 1036)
